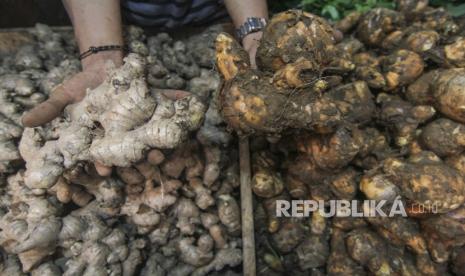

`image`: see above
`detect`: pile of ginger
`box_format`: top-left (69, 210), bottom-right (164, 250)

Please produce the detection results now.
top-left (0, 24), bottom-right (243, 275)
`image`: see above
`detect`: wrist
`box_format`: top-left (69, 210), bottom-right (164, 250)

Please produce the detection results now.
top-left (81, 50), bottom-right (124, 72)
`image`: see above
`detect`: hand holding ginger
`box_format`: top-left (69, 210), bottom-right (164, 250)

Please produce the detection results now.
top-left (22, 52), bottom-right (122, 128)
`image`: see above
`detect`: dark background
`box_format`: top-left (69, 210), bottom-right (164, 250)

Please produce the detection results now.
top-left (0, 0), bottom-right (69, 28)
top-left (0, 0), bottom-right (464, 28)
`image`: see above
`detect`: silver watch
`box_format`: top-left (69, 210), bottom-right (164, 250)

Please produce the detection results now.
top-left (236, 17), bottom-right (267, 41)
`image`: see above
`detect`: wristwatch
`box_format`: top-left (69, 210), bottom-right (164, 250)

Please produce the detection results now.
top-left (236, 17), bottom-right (268, 41)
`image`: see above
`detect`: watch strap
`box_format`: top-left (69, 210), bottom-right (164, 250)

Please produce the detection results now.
top-left (236, 17), bottom-right (267, 41)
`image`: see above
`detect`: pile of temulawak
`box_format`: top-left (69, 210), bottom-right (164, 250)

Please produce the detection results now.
top-left (216, 0), bottom-right (465, 275)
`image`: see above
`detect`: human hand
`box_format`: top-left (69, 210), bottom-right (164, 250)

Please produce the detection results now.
top-left (22, 52), bottom-right (125, 176)
top-left (22, 53), bottom-right (122, 127)
top-left (241, 29), bottom-right (342, 67)
top-left (242, 31), bottom-right (263, 69)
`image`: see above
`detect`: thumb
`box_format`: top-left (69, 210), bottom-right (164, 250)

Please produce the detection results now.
top-left (248, 46), bottom-right (258, 70)
top-left (22, 85), bottom-right (73, 127)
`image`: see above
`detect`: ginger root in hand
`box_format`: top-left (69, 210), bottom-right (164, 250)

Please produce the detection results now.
top-left (20, 54), bottom-right (206, 190)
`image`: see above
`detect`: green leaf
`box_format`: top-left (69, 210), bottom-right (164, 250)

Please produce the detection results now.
top-left (302, 0), bottom-right (317, 5)
top-left (333, 0), bottom-right (351, 6)
top-left (377, 1), bottom-right (395, 9)
top-left (270, 0), bottom-right (400, 17)
top-left (447, 3), bottom-right (465, 17)
top-left (322, 4), bottom-right (340, 20)
top-left (354, 3), bottom-right (371, 13)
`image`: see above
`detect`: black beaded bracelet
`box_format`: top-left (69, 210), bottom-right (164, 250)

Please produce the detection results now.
top-left (78, 45), bottom-right (128, 60)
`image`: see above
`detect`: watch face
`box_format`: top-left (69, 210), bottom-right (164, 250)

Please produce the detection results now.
top-left (237, 18), bottom-right (267, 40)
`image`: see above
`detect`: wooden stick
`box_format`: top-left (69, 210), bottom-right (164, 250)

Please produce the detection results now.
top-left (239, 137), bottom-right (256, 276)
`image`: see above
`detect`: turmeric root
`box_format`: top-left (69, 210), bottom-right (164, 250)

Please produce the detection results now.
top-left (408, 68), bottom-right (465, 123)
top-left (382, 152), bottom-right (465, 213)
top-left (364, 211), bottom-right (428, 254)
top-left (288, 127), bottom-right (388, 186)
top-left (360, 174), bottom-right (400, 201)
top-left (216, 25), bottom-right (374, 135)
top-left (335, 11), bottom-right (362, 33)
top-left (346, 228), bottom-right (394, 275)
top-left (256, 10), bottom-right (339, 72)
top-left (405, 30), bottom-right (440, 53)
top-left (420, 118), bottom-right (465, 157)
top-left (261, 194), bottom-right (289, 234)
top-left (377, 93), bottom-right (435, 147)
top-left (271, 219), bottom-right (305, 253)
top-left (295, 234), bottom-right (330, 270)
top-left (396, 0), bottom-right (428, 17)
top-left (421, 213), bottom-right (465, 248)
top-left (327, 229), bottom-right (365, 276)
top-left (252, 169), bottom-right (284, 198)
top-left (285, 174), bottom-right (308, 199)
top-left (328, 168), bottom-right (359, 200)
top-left (296, 127), bottom-right (363, 170)
top-left (356, 8), bottom-right (404, 47)
top-left (380, 49), bottom-right (424, 90)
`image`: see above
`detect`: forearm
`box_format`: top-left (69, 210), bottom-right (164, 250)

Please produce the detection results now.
top-left (224, 0), bottom-right (268, 67)
top-left (224, 0), bottom-right (268, 29)
top-left (63, 0), bottom-right (124, 70)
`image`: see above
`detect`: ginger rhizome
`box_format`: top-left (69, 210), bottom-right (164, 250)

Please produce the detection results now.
top-left (19, 53), bottom-right (206, 191)
top-left (1, 24), bottom-right (246, 275)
